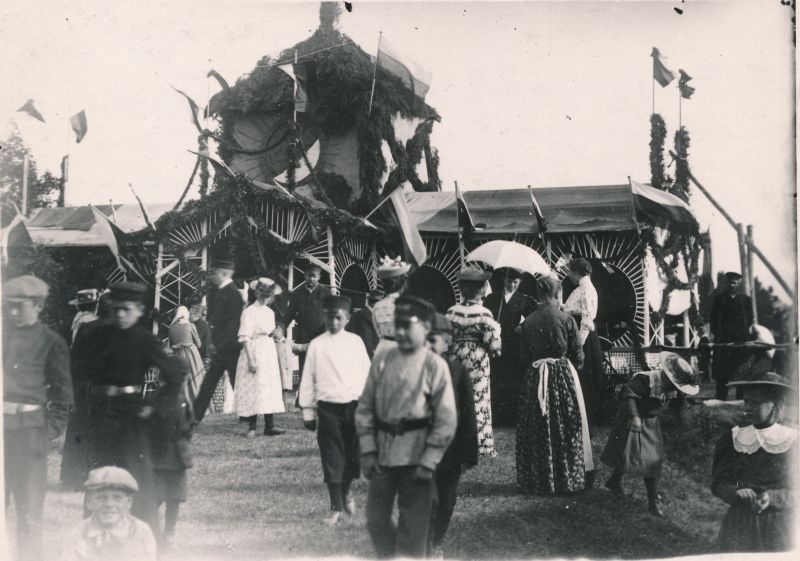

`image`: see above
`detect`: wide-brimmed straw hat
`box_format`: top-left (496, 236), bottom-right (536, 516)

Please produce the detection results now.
top-left (659, 351), bottom-right (699, 395)
top-left (249, 277), bottom-right (275, 295)
top-left (727, 371), bottom-right (794, 393)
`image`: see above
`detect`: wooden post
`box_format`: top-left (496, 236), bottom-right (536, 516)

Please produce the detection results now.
top-left (327, 226), bottom-right (336, 292)
top-left (736, 223), bottom-right (750, 296)
top-left (153, 243), bottom-right (164, 336)
top-left (643, 247), bottom-right (651, 346)
top-left (21, 153), bottom-right (29, 217)
top-left (747, 224), bottom-right (757, 323)
top-left (683, 309), bottom-right (691, 347)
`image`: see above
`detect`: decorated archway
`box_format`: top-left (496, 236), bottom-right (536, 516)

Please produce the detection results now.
top-left (408, 265), bottom-right (457, 312)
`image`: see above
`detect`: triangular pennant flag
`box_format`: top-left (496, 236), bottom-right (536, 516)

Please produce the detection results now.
top-left (17, 98), bottom-right (46, 123)
top-left (678, 69), bottom-right (695, 99)
top-left (377, 36), bottom-right (431, 100)
top-left (171, 86), bottom-right (204, 132)
top-left (651, 47), bottom-right (675, 88)
top-left (70, 110), bottom-right (88, 143)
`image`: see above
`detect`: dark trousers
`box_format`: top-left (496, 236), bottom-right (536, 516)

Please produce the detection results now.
top-left (245, 414), bottom-right (276, 431)
top-left (430, 465), bottom-right (462, 549)
top-left (4, 427), bottom-right (47, 561)
top-left (317, 401), bottom-right (360, 484)
top-left (366, 466), bottom-right (435, 559)
top-left (194, 346), bottom-right (239, 422)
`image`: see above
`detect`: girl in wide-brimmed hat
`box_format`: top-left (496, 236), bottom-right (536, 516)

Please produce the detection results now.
top-left (600, 352), bottom-right (699, 516)
top-left (711, 372), bottom-right (796, 553)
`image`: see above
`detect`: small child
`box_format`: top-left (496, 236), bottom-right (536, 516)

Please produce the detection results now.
top-left (600, 352), bottom-right (699, 516)
top-left (60, 466), bottom-right (157, 561)
top-left (426, 313), bottom-right (478, 555)
top-left (299, 295), bottom-right (372, 525)
top-left (356, 296), bottom-right (457, 558)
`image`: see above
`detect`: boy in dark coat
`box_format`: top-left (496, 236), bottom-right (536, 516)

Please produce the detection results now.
top-left (3, 275), bottom-right (73, 561)
top-left (426, 313), bottom-right (479, 554)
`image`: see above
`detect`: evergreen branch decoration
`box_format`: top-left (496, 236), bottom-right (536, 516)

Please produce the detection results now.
top-left (649, 113), bottom-right (668, 190)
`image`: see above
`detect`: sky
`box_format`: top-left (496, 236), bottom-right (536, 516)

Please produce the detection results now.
top-left (1, 0), bottom-right (796, 297)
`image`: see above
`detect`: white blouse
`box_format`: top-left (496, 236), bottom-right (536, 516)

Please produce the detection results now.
top-left (237, 302), bottom-right (276, 342)
top-left (563, 276), bottom-right (598, 345)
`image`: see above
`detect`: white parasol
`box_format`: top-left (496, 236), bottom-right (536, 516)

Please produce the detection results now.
top-left (465, 240), bottom-right (552, 277)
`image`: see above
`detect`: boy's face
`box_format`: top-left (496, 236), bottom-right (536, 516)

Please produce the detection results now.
top-left (426, 332), bottom-right (451, 355)
top-left (324, 309), bottom-right (349, 334)
top-left (4, 299), bottom-right (43, 327)
top-left (87, 489), bottom-right (133, 529)
top-left (396, 316), bottom-right (430, 352)
top-left (110, 301), bottom-right (144, 330)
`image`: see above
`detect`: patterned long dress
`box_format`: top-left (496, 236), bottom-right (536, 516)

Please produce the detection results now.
top-left (517, 303), bottom-right (588, 494)
top-left (445, 301), bottom-right (502, 458)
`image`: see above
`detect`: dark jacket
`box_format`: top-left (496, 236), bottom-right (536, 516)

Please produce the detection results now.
top-left (483, 291), bottom-right (536, 358)
top-left (192, 318), bottom-right (213, 359)
top-left (3, 322), bottom-right (73, 439)
top-left (278, 284), bottom-right (331, 344)
top-left (346, 307), bottom-right (380, 359)
top-left (710, 292), bottom-right (753, 343)
top-left (439, 359), bottom-right (479, 470)
top-left (207, 282), bottom-right (244, 354)
top-left (151, 357), bottom-right (194, 470)
top-left (519, 303), bottom-right (584, 369)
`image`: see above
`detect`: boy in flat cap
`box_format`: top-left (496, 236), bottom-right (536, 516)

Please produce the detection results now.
top-left (61, 466), bottom-right (157, 561)
top-left (710, 271), bottom-right (755, 400)
top-left (193, 257), bottom-right (245, 421)
top-left (357, 296), bottom-right (457, 558)
top-left (299, 294), bottom-right (372, 525)
top-left (74, 281), bottom-right (181, 533)
top-left (3, 275), bottom-right (73, 561)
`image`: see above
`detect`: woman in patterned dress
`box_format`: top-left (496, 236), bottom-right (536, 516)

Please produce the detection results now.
top-left (446, 268), bottom-right (502, 458)
top-left (517, 275), bottom-right (592, 494)
top-left (235, 278), bottom-right (286, 437)
top-left (168, 306), bottom-right (205, 403)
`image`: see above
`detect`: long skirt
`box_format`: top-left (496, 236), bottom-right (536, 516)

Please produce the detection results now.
top-left (234, 336), bottom-right (285, 417)
top-left (173, 344), bottom-right (205, 403)
top-left (600, 412), bottom-right (663, 477)
top-left (717, 505), bottom-right (793, 553)
top-left (575, 326), bottom-right (606, 426)
top-left (446, 342), bottom-right (496, 458)
top-left (516, 359), bottom-right (586, 494)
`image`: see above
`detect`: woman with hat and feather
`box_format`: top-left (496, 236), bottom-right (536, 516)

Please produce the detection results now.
top-left (235, 278), bottom-right (287, 437)
top-left (601, 351), bottom-right (700, 516)
top-left (445, 268), bottom-right (502, 458)
top-left (711, 372), bottom-right (796, 552)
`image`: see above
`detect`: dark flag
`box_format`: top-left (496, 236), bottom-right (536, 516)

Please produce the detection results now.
top-left (678, 69), bottom-right (695, 99)
top-left (17, 98), bottom-right (46, 122)
top-left (207, 69), bottom-right (230, 92)
top-left (454, 181), bottom-right (475, 233)
top-left (527, 186), bottom-right (547, 234)
top-left (70, 110), bottom-right (88, 143)
top-left (651, 47), bottom-right (675, 87)
top-left (172, 86), bottom-right (205, 132)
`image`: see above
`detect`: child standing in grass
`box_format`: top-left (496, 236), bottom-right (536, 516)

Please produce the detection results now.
top-left (357, 296), bottom-right (457, 558)
top-left (299, 295), bottom-right (372, 525)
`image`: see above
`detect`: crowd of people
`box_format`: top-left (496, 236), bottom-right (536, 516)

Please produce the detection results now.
top-left (2, 255), bottom-right (796, 560)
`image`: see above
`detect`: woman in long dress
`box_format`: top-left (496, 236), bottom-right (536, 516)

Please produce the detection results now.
top-left (563, 258), bottom-right (606, 427)
top-left (235, 278), bottom-right (286, 437)
top-left (168, 306), bottom-right (205, 403)
top-left (711, 372), bottom-right (796, 552)
top-left (517, 275), bottom-right (592, 494)
top-left (445, 268), bottom-right (502, 458)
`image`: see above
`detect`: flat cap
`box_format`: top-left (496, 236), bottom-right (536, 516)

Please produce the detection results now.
top-left (457, 267), bottom-right (491, 283)
top-left (724, 271), bottom-right (743, 281)
top-left (108, 282), bottom-right (148, 304)
top-left (323, 294), bottom-right (352, 312)
top-left (84, 466), bottom-right (139, 494)
top-left (3, 275), bottom-right (49, 301)
top-left (395, 295), bottom-right (436, 323)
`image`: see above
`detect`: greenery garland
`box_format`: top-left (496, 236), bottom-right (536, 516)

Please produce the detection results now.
top-left (649, 114), bottom-right (670, 190)
top-left (671, 127), bottom-right (691, 202)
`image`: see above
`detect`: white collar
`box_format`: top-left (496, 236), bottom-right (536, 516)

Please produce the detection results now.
top-left (732, 423), bottom-right (797, 455)
top-left (218, 278), bottom-right (233, 289)
top-left (578, 276), bottom-right (592, 288)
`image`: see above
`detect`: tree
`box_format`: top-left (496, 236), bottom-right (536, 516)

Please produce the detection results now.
top-left (753, 277), bottom-right (791, 343)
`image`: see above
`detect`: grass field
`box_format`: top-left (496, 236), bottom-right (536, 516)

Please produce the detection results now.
top-left (28, 396), bottom-right (735, 560)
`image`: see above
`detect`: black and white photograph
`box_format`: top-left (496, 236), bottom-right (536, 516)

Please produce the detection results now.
top-left (0, 1), bottom-right (797, 560)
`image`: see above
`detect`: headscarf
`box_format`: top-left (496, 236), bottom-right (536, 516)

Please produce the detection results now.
top-left (172, 305), bottom-right (190, 325)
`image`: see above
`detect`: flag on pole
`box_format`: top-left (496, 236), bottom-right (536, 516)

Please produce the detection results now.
top-left (127, 183), bottom-right (156, 232)
top-left (276, 64), bottom-right (308, 113)
top-left (207, 69), bottom-right (230, 92)
top-left (375, 188), bottom-right (427, 268)
top-left (527, 186), bottom-right (547, 234)
top-left (630, 178), bottom-right (698, 231)
top-left (60, 155), bottom-right (69, 183)
top-left (678, 69), bottom-right (695, 99)
top-left (189, 148), bottom-right (235, 177)
top-left (0, 211), bottom-right (28, 265)
top-left (377, 35), bottom-right (432, 100)
top-left (454, 182), bottom-right (475, 233)
top-left (89, 205), bottom-right (126, 272)
top-left (171, 86), bottom-right (204, 131)
top-left (70, 110), bottom-right (88, 143)
top-left (16, 99), bottom-right (46, 122)
top-left (651, 47), bottom-right (675, 87)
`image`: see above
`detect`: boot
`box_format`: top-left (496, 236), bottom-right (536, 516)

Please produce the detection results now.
top-left (645, 477), bottom-right (663, 517)
top-left (605, 471), bottom-right (624, 496)
top-left (263, 414), bottom-right (285, 436)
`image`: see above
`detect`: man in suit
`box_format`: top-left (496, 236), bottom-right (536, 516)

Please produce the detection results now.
top-left (483, 267), bottom-right (536, 427)
top-left (192, 258), bottom-right (244, 422)
top-left (710, 271), bottom-right (755, 400)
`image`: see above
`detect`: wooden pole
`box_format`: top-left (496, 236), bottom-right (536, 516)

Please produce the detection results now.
top-left (327, 226), bottom-right (336, 293)
top-left (21, 152), bottom-right (29, 217)
top-left (367, 32), bottom-right (382, 116)
top-left (643, 246), bottom-right (651, 346)
top-left (736, 223), bottom-right (750, 295)
top-left (747, 224), bottom-right (757, 322)
top-left (455, 181), bottom-right (466, 268)
top-left (153, 243), bottom-right (164, 336)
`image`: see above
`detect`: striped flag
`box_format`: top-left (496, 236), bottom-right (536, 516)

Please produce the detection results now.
top-left (630, 178), bottom-right (697, 231)
top-left (651, 47), bottom-right (675, 88)
top-left (376, 188), bottom-right (427, 268)
top-left (377, 35), bottom-right (431, 100)
top-left (70, 110), bottom-right (88, 143)
top-left (17, 99), bottom-right (45, 122)
top-left (276, 64), bottom-right (308, 113)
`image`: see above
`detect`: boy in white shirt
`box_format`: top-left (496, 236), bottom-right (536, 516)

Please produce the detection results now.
top-left (299, 295), bottom-right (372, 525)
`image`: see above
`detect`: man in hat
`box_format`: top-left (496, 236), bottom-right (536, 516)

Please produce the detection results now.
top-left (275, 263), bottom-right (331, 401)
top-left (371, 256), bottom-right (412, 357)
top-left (69, 288), bottom-right (100, 343)
top-left (3, 275), bottom-right (73, 561)
top-left (60, 466), bottom-right (157, 561)
top-left (75, 281), bottom-right (181, 533)
top-left (193, 258), bottom-right (245, 422)
top-left (299, 294), bottom-right (372, 525)
top-left (710, 272), bottom-right (755, 400)
top-left (357, 296), bottom-right (457, 558)
top-left (483, 267), bottom-right (536, 427)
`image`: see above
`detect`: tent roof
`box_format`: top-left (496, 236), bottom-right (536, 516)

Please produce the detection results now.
top-left (406, 184), bottom-right (637, 234)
